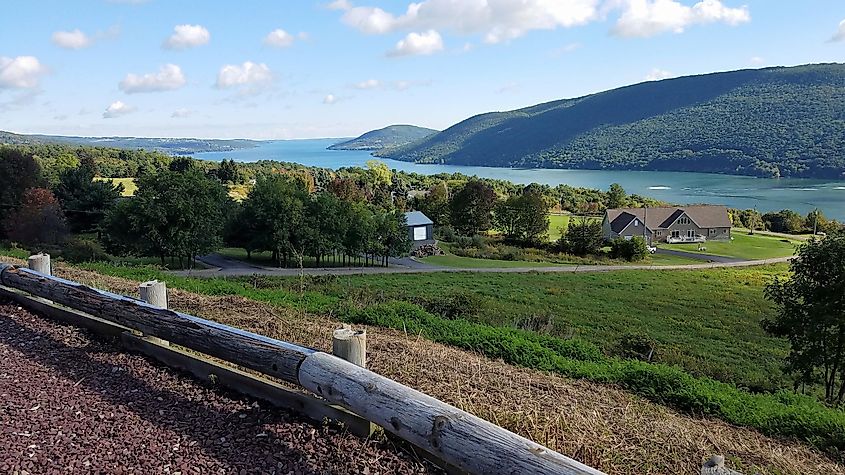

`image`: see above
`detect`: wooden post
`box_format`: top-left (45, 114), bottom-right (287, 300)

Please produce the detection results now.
top-left (333, 327), bottom-right (366, 368)
top-left (139, 280), bottom-right (169, 346)
top-left (27, 253), bottom-right (51, 275)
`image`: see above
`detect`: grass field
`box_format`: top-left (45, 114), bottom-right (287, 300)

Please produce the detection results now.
top-left (420, 254), bottom-right (563, 268)
top-left (95, 177), bottom-right (137, 197)
top-left (547, 214), bottom-right (601, 241)
top-left (660, 232), bottom-right (800, 260)
top-left (282, 265), bottom-right (791, 391)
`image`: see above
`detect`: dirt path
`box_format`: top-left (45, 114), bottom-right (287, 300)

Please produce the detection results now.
top-left (0, 301), bottom-right (434, 474)
top-left (175, 254), bottom-right (791, 278)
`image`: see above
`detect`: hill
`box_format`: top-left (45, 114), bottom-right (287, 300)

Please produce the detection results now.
top-left (0, 130), bottom-right (257, 155)
top-left (377, 64), bottom-right (845, 179)
top-left (328, 124), bottom-right (437, 151)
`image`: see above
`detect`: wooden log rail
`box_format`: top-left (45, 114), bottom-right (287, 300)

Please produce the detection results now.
top-left (0, 263), bottom-right (604, 475)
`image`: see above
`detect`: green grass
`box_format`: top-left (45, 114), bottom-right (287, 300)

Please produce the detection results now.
top-left (95, 177), bottom-right (137, 197)
top-left (547, 214), bottom-right (600, 241)
top-left (420, 254), bottom-right (563, 268)
top-left (40, 258), bottom-right (845, 455)
top-left (660, 232), bottom-right (800, 260)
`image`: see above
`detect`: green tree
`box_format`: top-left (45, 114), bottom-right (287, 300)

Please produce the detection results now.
top-left (366, 159), bottom-right (392, 187)
top-left (0, 147), bottom-right (44, 231)
top-left (242, 175), bottom-right (309, 267)
top-left (559, 217), bottom-right (604, 256)
top-left (610, 236), bottom-right (649, 261)
top-left (763, 232), bottom-right (845, 403)
top-left (303, 192), bottom-right (344, 266)
top-left (493, 189), bottom-right (549, 244)
top-left (763, 209), bottom-right (805, 234)
top-left (2, 188), bottom-right (68, 250)
top-left (371, 209), bottom-right (411, 266)
top-left (216, 159), bottom-right (241, 184)
top-left (449, 179), bottom-right (496, 236)
top-left (607, 183), bottom-right (627, 209)
top-left (101, 169), bottom-right (229, 268)
top-left (413, 181), bottom-right (449, 225)
top-left (53, 159), bottom-right (123, 233)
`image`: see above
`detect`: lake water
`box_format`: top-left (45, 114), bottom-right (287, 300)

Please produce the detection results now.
top-left (194, 138), bottom-right (845, 220)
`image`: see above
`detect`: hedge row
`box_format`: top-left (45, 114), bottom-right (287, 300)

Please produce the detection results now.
top-left (342, 300), bottom-right (845, 456)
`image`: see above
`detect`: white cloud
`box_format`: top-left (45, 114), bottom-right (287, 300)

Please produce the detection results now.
top-left (612, 0), bottom-right (750, 38)
top-left (340, 0), bottom-right (600, 43)
top-left (354, 79), bottom-right (381, 89)
top-left (171, 108), bottom-right (192, 118)
top-left (387, 30), bottom-right (444, 57)
top-left (119, 64), bottom-right (186, 93)
top-left (103, 100), bottom-right (135, 118)
top-left (0, 56), bottom-right (48, 89)
top-left (327, 0), bottom-right (352, 10)
top-left (216, 61), bottom-right (273, 91)
top-left (645, 68), bottom-right (673, 81)
top-left (749, 56), bottom-right (764, 65)
top-left (52, 29), bottom-right (93, 49)
top-left (264, 29), bottom-right (296, 48)
top-left (831, 19), bottom-right (845, 42)
top-left (323, 93), bottom-right (339, 104)
top-left (163, 24), bottom-right (210, 49)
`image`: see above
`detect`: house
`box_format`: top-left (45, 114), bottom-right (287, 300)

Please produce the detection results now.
top-left (404, 211), bottom-right (435, 249)
top-left (603, 205), bottom-right (731, 244)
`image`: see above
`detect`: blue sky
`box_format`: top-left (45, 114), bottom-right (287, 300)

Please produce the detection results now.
top-left (1, 0), bottom-right (843, 139)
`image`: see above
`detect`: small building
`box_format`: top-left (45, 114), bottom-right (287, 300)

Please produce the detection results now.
top-left (404, 211), bottom-right (435, 249)
top-left (603, 205), bottom-right (732, 245)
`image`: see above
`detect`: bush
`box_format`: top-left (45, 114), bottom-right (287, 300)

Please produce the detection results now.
top-left (612, 332), bottom-right (657, 361)
top-left (435, 225), bottom-right (456, 242)
top-left (61, 238), bottom-right (112, 263)
top-left (610, 236), bottom-right (649, 261)
top-left (341, 299), bottom-right (845, 455)
top-left (415, 291), bottom-right (485, 320)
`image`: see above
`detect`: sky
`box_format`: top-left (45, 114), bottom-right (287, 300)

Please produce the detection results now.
top-left (1, 0), bottom-right (844, 140)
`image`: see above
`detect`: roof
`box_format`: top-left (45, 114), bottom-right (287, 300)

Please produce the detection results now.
top-left (405, 211), bottom-right (434, 227)
top-left (606, 205), bottom-right (731, 233)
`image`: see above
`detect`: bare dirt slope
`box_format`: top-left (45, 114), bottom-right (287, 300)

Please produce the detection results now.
top-left (2, 256), bottom-right (842, 475)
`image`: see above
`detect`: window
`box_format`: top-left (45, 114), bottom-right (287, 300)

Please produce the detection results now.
top-left (655, 231), bottom-right (662, 236)
top-left (671, 230), bottom-right (680, 238)
top-left (678, 216), bottom-right (691, 225)
top-left (687, 230), bottom-right (695, 238)
top-left (633, 219), bottom-right (639, 227)
top-left (709, 228), bottom-right (717, 235)
top-left (413, 226), bottom-right (427, 241)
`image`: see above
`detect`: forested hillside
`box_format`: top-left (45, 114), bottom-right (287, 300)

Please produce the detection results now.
top-left (0, 130), bottom-right (256, 155)
top-left (328, 124), bottom-right (437, 151)
top-left (378, 64), bottom-right (845, 178)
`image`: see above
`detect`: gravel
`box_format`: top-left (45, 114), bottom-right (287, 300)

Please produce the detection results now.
top-left (0, 300), bottom-right (436, 474)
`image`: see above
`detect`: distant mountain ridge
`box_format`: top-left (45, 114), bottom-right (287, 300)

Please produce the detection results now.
top-left (376, 63), bottom-right (845, 179)
top-left (0, 130), bottom-right (257, 155)
top-left (328, 124), bottom-right (437, 151)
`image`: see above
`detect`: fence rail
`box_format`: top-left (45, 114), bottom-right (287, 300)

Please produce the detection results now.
top-left (0, 262), bottom-right (603, 475)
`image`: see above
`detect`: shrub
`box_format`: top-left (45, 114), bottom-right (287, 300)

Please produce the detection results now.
top-left (435, 225), bottom-right (456, 242)
top-left (61, 238), bottom-right (112, 263)
top-left (612, 331), bottom-right (657, 361)
top-left (610, 236), bottom-right (649, 261)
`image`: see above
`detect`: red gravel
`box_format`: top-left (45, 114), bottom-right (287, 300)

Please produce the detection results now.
top-left (0, 301), bottom-right (437, 474)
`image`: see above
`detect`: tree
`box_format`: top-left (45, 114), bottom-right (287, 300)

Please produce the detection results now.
top-left (607, 183), bottom-right (627, 209)
top-left (101, 169), bottom-right (229, 268)
top-left (328, 176), bottom-right (366, 203)
top-left (303, 193), bottom-right (344, 266)
top-left (0, 147), bottom-right (44, 230)
top-left (366, 159), bottom-right (392, 188)
top-left (763, 209), bottom-right (805, 234)
top-left (241, 175), bottom-right (309, 267)
top-left (449, 179), bottom-right (496, 235)
top-left (216, 159), bottom-right (241, 184)
top-left (493, 189), bottom-right (550, 244)
top-left (413, 181), bottom-right (449, 225)
top-left (371, 209), bottom-right (411, 266)
top-left (559, 217), bottom-right (604, 255)
top-left (2, 188), bottom-right (68, 250)
top-left (763, 232), bottom-right (845, 403)
top-left (53, 159), bottom-right (123, 233)
top-left (168, 156), bottom-right (195, 172)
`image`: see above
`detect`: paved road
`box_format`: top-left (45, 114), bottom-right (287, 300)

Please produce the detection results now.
top-left (174, 253), bottom-right (792, 278)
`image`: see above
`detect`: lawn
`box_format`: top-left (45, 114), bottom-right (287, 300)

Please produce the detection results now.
top-left (95, 177), bottom-right (137, 197)
top-left (420, 254), bottom-right (563, 268)
top-left (547, 214), bottom-right (600, 241)
top-left (660, 232), bottom-right (800, 260)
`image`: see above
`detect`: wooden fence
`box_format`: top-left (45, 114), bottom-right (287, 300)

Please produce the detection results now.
top-left (0, 259), bottom-right (604, 475)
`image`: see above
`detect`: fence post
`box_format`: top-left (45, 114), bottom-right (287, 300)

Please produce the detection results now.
top-left (27, 253), bottom-right (51, 275)
top-left (139, 280), bottom-right (169, 346)
top-left (333, 326), bottom-right (367, 368)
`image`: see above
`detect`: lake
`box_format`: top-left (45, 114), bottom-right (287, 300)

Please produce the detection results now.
top-left (194, 138), bottom-right (845, 220)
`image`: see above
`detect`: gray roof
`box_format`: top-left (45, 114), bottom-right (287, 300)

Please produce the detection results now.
top-left (405, 211), bottom-right (434, 227)
top-left (606, 205), bottom-right (731, 233)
